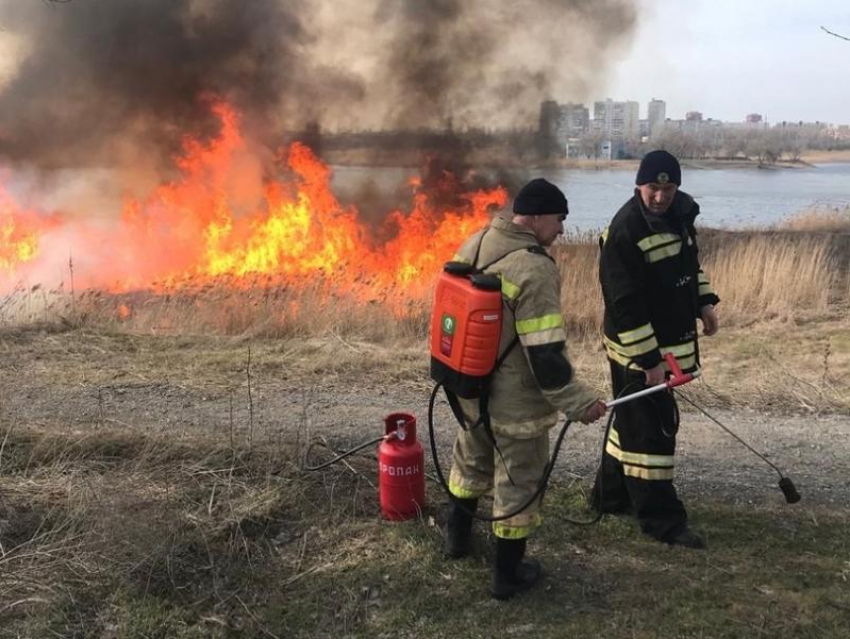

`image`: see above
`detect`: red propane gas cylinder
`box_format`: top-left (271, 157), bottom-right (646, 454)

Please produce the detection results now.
top-left (378, 413), bottom-right (425, 521)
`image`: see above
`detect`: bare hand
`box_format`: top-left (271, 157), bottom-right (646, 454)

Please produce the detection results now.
top-left (579, 400), bottom-right (608, 424)
top-left (644, 363), bottom-right (665, 386)
top-left (700, 304), bottom-right (719, 336)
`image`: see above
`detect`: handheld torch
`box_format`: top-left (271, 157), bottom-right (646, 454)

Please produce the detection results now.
top-left (603, 353), bottom-right (801, 505)
top-left (604, 352), bottom-right (699, 409)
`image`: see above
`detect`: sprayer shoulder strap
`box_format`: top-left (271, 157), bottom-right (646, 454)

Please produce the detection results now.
top-left (443, 328), bottom-right (519, 432)
top-left (472, 226), bottom-right (553, 273)
top-left (477, 244), bottom-right (552, 273)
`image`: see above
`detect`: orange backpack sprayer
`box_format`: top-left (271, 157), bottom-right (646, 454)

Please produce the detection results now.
top-left (429, 262), bottom-right (504, 400)
top-left (429, 230), bottom-right (542, 422)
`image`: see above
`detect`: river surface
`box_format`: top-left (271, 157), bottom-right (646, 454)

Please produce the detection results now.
top-left (332, 162), bottom-right (850, 232)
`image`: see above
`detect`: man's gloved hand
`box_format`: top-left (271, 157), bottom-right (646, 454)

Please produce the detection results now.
top-left (578, 400), bottom-right (608, 424)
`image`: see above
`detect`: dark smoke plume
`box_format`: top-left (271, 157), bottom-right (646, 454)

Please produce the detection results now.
top-left (0, 0), bottom-right (361, 168)
top-left (0, 0), bottom-right (638, 175)
top-left (372, 0), bottom-right (638, 130)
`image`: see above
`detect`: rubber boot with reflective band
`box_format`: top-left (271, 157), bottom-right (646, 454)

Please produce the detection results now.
top-left (492, 538), bottom-right (541, 600)
top-left (444, 497), bottom-right (478, 559)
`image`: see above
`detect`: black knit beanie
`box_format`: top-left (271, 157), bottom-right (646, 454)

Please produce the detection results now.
top-left (512, 178), bottom-right (569, 215)
top-left (636, 150), bottom-right (682, 186)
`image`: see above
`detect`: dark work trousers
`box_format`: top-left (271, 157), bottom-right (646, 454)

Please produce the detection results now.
top-left (591, 361), bottom-right (688, 542)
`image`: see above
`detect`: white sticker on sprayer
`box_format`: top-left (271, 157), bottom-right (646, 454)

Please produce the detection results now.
top-left (483, 314), bottom-right (499, 321)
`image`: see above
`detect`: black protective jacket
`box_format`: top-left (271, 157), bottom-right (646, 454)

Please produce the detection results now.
top-left (599, 190), bottom-right (720, 373)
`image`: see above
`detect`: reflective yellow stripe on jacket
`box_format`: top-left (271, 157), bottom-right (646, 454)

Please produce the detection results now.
top-left (637, 232), bottom-right (682, 264)
top-left (605, 339), bottom-right (697, 372)
top-left (516, 313), bottom-right (566, 347)
top-left (606, 427), bottom-right (675, 481)
top-left (604, 320), bottom-right (659, 366)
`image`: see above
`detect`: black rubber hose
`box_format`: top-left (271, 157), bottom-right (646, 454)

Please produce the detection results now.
top-left (302, 434), bottom-right (387, 471)
top-left (427, 380), bottom-right (619, 525)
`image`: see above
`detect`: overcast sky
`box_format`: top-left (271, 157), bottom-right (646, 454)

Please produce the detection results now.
top-left (601, 0), bottom-right (850, 124)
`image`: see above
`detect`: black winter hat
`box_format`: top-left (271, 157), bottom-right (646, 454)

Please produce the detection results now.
top-left (636, 150), bottom-right (682, 186)
top-left (512, 178), bottom-right (568, 216)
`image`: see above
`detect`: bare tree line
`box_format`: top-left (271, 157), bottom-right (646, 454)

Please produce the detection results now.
top-left (571, 125), bottom-right (848, 164)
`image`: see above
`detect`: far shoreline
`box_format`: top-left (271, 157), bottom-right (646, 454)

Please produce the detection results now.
top-left (324, 149), bottom-right (850, 171)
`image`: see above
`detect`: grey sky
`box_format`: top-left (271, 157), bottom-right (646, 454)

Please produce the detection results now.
top-left (604, 0), bottom-right (850, 124)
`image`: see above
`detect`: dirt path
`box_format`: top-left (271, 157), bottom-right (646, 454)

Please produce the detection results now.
top-left (1, 328), bottom-right (848, 508)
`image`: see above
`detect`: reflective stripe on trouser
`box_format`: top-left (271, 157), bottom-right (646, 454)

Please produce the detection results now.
top-left (591, 360), bottom-right (687, 541)
top-left (449, 425), bottom-right (548, 539)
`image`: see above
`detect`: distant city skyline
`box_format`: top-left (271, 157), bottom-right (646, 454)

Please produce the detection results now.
top-left (601, 0), bottom-right (849, 125)
top-left (548, 96), bottom-right (850, 130)
top-left (554, 97), bottom-right (844, 127)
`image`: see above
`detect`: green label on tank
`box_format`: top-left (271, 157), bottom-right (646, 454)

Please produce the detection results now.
top-left (441, 313), bottom-right (456, 335)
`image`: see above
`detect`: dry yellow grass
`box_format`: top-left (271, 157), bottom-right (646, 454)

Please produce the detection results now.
top-left (777, 206), bottom-right (850, 233)
top-left (555, 216), bottom-right (850, 333)
top-left (1, 211), bottom-right (847, 342)
top-left (705, 234), bottom-right (837, 323)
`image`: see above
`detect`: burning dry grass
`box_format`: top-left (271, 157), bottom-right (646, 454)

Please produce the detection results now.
top-left (0, 276), bottom-right (432, 343)
top-left (1, 210), bottom-right (848, 344)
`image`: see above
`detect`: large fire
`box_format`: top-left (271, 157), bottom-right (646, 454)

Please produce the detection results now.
top-left (0, 182), bottom-right (55, 274)
top-left (0, 100), bottom-right (506, 315)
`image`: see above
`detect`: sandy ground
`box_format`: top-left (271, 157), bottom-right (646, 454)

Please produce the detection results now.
top-left (1, 328), bottom-right (847, 512)
top-left (800, 149), bottom-right (850, 164)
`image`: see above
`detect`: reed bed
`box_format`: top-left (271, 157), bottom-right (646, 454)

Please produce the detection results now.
top-left (1, 210), bottom-right (848, 338)
top-left (776, 205), bottom-right (850, 233)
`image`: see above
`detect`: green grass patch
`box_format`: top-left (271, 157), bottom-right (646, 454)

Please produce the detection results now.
top-left (2, 428), bottom-right (847, 638)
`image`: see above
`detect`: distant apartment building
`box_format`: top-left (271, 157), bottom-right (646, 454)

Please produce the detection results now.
top-left (593, 99), bottom-right (640, 139)
top-left (538, 100), bottom-right (590, 156)
top-left (830, 124), bottom-right (850, 141)
top-left (685, 111), bottom-right (703, 122)
top-left (724, 114), bottom-right (769, 131)
top-left (647, 99), bottom-right (666, 139)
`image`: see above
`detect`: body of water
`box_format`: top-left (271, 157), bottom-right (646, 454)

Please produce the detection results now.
top-left (332, 162), bottom-right (850, 232)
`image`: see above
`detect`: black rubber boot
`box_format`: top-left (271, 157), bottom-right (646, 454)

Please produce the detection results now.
top-left (665, 526), bottom-right (706, 550)
top-left (492, 538), bottom-right (542, 600)
top-left (444, 497), bottom-right (478, 559)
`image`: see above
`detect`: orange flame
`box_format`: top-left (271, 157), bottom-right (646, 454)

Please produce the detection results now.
top-left (1, 100), bottom-right (507, 312)
top-left (1, 186), bottom-right (40, 272)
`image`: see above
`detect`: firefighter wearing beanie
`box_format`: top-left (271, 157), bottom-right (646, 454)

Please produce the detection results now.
top-left (591, 150), bottom-right (721, 548)
top-left (443, 178), bottom-right (607, 599)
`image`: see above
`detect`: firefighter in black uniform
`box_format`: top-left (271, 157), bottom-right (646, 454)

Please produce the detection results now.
top-left (591, 150), bottom-right (720, 549)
